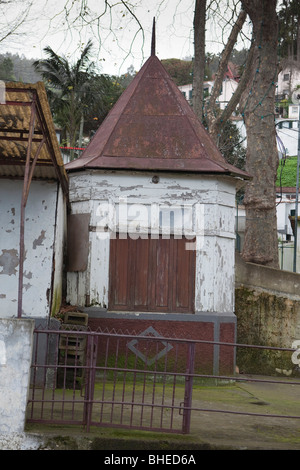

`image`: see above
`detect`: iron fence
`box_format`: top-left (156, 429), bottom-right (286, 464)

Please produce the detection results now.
top-left (26, 326), bottom-right (300, 434)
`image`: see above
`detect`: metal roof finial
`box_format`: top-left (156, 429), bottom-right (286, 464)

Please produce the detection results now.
top-left (151, 17), bottom-right (156, 56)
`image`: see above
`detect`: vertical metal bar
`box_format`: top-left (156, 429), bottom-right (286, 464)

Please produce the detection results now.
top-left (160, 340), bottom-right (169, 429)
top-left (170, 342), bottom-right (179, 430)
top-left (110, 337), bottom-right (120, 424)
top-left (140, 339), bottom-right (150, 427)
top-left (71, 333), bottom-right (80, 420)
top-left (50, 330), bottom-right (60, 420)
top-left (130, 346), bottom-right (139, 427)
top-left (100, 336), bottom-right (109, 423)
top-left (29, 328), bottom-right (39, 419)
top-left (121, 338), bottom-right (129, 424)
top-left (182, 342), bottom-right (195, 434)
top-left (17, 96), bottom-right (36, 318)
top-left (61, 333), bottom-right (68, 420)
top-left (40, 329), bottom-right (50, 419)
top-left (84, 334), bottom-right (97, 432)
top-left (150, 341), bottom-right (159, 428)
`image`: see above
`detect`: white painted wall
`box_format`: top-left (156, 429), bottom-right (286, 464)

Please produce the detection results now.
top-left (0, 318), bottom-right (34, 433)
top-left (277, 66), bottom-right (300, 96)
top-left (67, 170), bottom-right (237, 314)
top-left (0, 179), bottom-right (64, 318)
top-left (218, 79), bottom-right (238, 110)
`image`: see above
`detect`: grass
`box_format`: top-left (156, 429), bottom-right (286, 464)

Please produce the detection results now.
top-left (277, 155), bottom-right (298, 187)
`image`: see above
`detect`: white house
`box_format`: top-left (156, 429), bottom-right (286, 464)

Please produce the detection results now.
top-left (277, 63), bottom-right (300, 98)
top-left (179, 78), bottom-right (238, 110)
top-left (65, 44), bottom-right (250, 372)
top-left (0, 82), bottom-right (68, 319)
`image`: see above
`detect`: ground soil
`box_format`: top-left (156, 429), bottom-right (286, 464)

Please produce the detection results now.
top-left (25, 374), bottom-right (300, 451)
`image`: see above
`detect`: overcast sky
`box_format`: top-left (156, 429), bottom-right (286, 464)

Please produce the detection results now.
top-left (0, 0), bottom-right (250, 76)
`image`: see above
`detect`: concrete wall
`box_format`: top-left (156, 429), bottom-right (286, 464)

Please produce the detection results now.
top-left (0, 318), bottom-right (34, 433)
top-left (67, 170), bottom-right (237, 315)
top-left (0, 179), bottom-right (65, 318)
top-left (235, 253), bottom-right (300, 373)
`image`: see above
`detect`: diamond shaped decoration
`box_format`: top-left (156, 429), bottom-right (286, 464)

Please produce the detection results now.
top-left (127, 326), bottom-right (173, 366)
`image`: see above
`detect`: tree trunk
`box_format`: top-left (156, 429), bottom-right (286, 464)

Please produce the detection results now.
top-left (240, 0), bottom-right (279, 267)
top-left (192, 0), bottom-right (206, 120)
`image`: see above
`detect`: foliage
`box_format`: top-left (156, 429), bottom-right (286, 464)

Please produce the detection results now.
top-left (278, 0), bottom-right (300, 61)
top-left (0, 56), bottom-right (15, 80)
top-left (33, 40), bottom-right (96, 152)
top-left (34, 41), bottom-right (123, 158)
top-left (202, 114), bottom-right (246, 170)
top-left (161, 58), bottom-right (193, 86)
top-left (276, 156), bottom-right (298, 187)
top-left (218, 120), bottom-right (246, 170)
top-left (0, 52), bottom-right (42, 82)
top-left (83, 74), bottom-right (124, 135)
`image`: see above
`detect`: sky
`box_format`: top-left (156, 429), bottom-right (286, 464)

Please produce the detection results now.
top-left (0, 0), bottom-right (251, 76)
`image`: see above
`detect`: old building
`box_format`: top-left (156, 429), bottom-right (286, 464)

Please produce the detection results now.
top-left (65, 36), bottom-right (249, 373)
top-left (0, 81), bottom-right (68, 319)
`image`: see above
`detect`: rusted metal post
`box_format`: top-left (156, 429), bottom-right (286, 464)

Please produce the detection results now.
top-left (182, 342), bottom-right (195, 434)
top-left (17, 96), bottom-right (36, 318)
top-left (84, 334), bottom-right (98, 432)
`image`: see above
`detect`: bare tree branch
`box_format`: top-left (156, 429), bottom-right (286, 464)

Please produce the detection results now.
top-left (205, 7), bottom-right (247, 140)
top-left (192, 0), bottom-right (207, 120)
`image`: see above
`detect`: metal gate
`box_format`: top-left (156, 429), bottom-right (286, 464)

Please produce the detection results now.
top-left (27, 327), bottom-right (196, 433)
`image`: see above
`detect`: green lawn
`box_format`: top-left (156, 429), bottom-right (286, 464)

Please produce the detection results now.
top-left (277, 156), bottom-right (298, 187)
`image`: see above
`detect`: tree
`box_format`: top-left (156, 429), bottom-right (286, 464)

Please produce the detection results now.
top-left (190, 1), bottom-right (280, 267)
top-left (278, 0), bottom-right (300, 62)
top-left (34, 40), bottom-right (96, 159)
top-left (161, 58), bottom-right (193, 86)
top-left (204, 7), bottom-right (249, 140)
top-left (239, 0), bottom-right (279, 267)
top-left (192, 0), bottom-right (207, 118)
top-left (83, 74), bottom-right (124, 135)
top-left (0, 0), bottom-right (33, 44)
top-left (0, 56), bottom-right (15, 80)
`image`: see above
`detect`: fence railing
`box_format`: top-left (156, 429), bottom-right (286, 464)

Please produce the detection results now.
top-left (26, 327), bottom-right (300, 434)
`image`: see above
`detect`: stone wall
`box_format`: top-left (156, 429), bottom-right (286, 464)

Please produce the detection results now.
top-left (235, 253), bottom-right (300, 374)
top-left (0, 318), bottom-right (34, 433)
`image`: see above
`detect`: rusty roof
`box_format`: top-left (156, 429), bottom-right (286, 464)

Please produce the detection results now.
top-left (65, 52), bottom-right (249, 179)
top-left (0, 81), bottom-right (68, 193)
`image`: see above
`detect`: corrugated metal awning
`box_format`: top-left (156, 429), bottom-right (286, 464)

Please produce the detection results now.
top-left (0, 81), bottom-right (68, 193)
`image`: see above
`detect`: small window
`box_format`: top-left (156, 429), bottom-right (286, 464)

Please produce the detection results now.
top-left (283, 73), bottom-right (290, 81)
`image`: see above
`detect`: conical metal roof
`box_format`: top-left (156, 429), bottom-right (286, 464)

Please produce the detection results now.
top-left (66, 31), bottom-right (249, 179)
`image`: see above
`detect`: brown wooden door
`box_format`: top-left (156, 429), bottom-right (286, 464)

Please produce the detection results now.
top-left (109, 234), bottom-right (195, 313)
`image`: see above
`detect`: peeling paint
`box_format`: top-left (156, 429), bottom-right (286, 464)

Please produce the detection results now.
top-left (24, 271), bottom-right (32, 279)
top-left (67, 171), bottom-right (237, 314)
top-left (0, 249), bottom-right (19, 276)
top-left (32, 230), bottom-right (46, 249)
top-left (23, 283), bottom-right (32, 291)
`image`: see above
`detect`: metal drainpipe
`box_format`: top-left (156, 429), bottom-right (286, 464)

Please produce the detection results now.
top-left (17, 96), bottom-right (36, 317)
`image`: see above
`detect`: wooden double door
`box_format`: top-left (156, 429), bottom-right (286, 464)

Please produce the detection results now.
top-left (109, 234), bottom-right (195, 313)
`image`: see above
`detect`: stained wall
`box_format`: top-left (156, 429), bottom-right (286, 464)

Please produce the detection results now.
top-left (0, 178), bottom-right (65, 318)
top-left (67, 169), bottom-right (237, 315)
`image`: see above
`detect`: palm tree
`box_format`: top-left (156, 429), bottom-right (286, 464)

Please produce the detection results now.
top-left (34, 40), bottom-right (95, 160)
